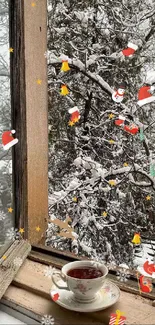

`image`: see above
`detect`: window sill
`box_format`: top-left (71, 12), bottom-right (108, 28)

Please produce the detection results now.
top-left (29, 244), bottom-right (155, 301)
top-left (1, 257), bottom-right (155, 325)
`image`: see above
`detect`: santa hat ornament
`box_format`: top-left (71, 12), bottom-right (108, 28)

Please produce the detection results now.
top-left (68, 107), bottom-right (80, 123)
top-left (137, 85), bottom-right (155, 106)
top-left (121, 42), bottom-right (138, 57)
top-left (2, 130), bottom-right (18, 150)
top-left (112, 83), bottom-right (126, 103)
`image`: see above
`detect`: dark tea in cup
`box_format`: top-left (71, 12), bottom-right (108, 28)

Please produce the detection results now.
top-left (52, 260), bottom-right (108, 302)
top-left (67, 267), bottom-right (103, 279)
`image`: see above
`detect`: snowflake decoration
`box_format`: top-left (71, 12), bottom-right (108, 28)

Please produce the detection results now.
top-left (0, 211), bottom-right (5, 221)
top-left (41, 315), bottom-right (55, 325)
top-left (44, 265), bottom-right (56, 278)
top-left (44, 51), bottom-right (50, 59)
top-left (13, 257), bottom-right (23, 268)
top-left (116, 270), bottom-right (130, 282)
top-left (6, 227), bottom-right (21, 240)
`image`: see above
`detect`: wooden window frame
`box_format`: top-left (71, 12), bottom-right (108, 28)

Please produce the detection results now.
top-left (10, 0), bottom-right (48, 245)
top-left (8, 0), bottom-right (155, 303)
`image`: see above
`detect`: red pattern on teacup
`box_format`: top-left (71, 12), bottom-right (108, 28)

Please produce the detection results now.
top-left (51, 290), bottom-right (59, 301)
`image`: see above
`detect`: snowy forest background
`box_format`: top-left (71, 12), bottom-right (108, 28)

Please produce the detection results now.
top-left (46, 0), bottom-right (155, 270)
top-left (1, 0), bottom-right (155, 272)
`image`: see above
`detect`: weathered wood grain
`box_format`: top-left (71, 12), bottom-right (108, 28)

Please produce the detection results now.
top-left (10, 0), bottom-right (28, 234)
top-left (2, 259), bottom-right (155, 324)
top-left (29, 245), bottom-right (155, 300)
top-left (0, 240), bottom-right (31, 299)
top-left (10, 0), bottom-right (48, 244)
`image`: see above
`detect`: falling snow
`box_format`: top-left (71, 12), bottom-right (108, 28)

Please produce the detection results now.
top-left (44, 265), bottom-right (56, 278)
top-left (41, 315), bottom-right (55, 325)
top-left (6, 227), bottom-right (20, 241)
top-left (13, 257), bottom-right (23, 268)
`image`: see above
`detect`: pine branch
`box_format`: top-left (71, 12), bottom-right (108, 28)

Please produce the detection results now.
top-left (48, 162), bottom-right (155, 210)
top-left (48, 57), bottom-right (112, 95)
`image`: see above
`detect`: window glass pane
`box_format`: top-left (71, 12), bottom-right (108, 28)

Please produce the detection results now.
top-left (0, 0), bottom-right (14, 254)
top-left (47, 0), bottom-right (155, 271)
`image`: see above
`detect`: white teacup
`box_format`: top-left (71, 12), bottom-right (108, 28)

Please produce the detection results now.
top-left (52, 260), bottom-right (108, 303)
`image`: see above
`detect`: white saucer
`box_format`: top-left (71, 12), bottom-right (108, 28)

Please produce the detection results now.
top-left (50, 279), bottom-right (120, 312)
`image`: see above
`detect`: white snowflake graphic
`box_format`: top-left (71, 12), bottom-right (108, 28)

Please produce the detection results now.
top-left (116, 270), bottom-right (130, 282)
top-left (6, 227), bottom-right (20, 240)
top-left (44, 265), bottom-right (56, 278)
top-left (0, 211), bottom-right (5, 221)
top-left (44, 51), bottom-right (50, 59)
top-left (13, 257), bottom-right (23, 267)
top-left (41, 315), bottom-right (55, 325)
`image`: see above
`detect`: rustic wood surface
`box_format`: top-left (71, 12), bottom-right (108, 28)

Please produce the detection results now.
top-left (10, 0), bottom-right (28, 231)
top-left (24, 0), bottom-right (48, 245)
top-left (0, 240), bottom-right (31, 299)
top-left (29, 246), bottom-right (155, 300)
top-left (2, 259), bottom-right (155, 324)
top-left (10, 0), bottom-right (48, 244)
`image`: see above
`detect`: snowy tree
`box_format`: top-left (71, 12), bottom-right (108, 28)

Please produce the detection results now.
top-left (47, 0), bottom-right (155, 267)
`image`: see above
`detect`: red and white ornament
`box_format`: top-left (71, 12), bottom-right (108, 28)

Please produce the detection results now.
top-left (137, 260), bottom-right (155, 278)
top-left (138, 275), bottom-right (153, 293)
top-left (115, 115), bottom-right (139, 135)
top-left (68, 107), bottom-right (80, 122)
top-left (137, 85), bottom-right (155, 106)
top-left (115, 115), bottom-right (125, 126)
top-left (109, 310), bottom-right (126, 325)
top-left (124, 124), bottom-right (139, 135)
top-left (121, 42), bottom-right (138, 57)
top-left (2, 130), bottom-right (18, 150)
top-left (112, 84), bottom-right (126, 103)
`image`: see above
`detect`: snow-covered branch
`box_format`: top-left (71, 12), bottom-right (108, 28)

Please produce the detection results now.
top-left (0, 69), bottom-right (9, 77)
top-left (0, 9), bottom-right (8, 15)
top-left (47, 0), bottom-right (155, 266)
top-left (111, 7), bottom-right (155, 28)
top-left (49, 56), bottom-right (112, 95)
top-left (49, 158), bottom-right (155, 209)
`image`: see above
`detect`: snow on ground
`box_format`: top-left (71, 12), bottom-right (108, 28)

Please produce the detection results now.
top-left (133, 241), bottom-right (155, 266)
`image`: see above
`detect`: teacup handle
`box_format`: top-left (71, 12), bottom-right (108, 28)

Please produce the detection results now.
top-left (52, 271), bottom-right (70, 291)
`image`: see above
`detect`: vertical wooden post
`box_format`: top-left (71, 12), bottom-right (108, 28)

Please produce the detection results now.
top-left (10, 0), bottom-right (48, 244)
